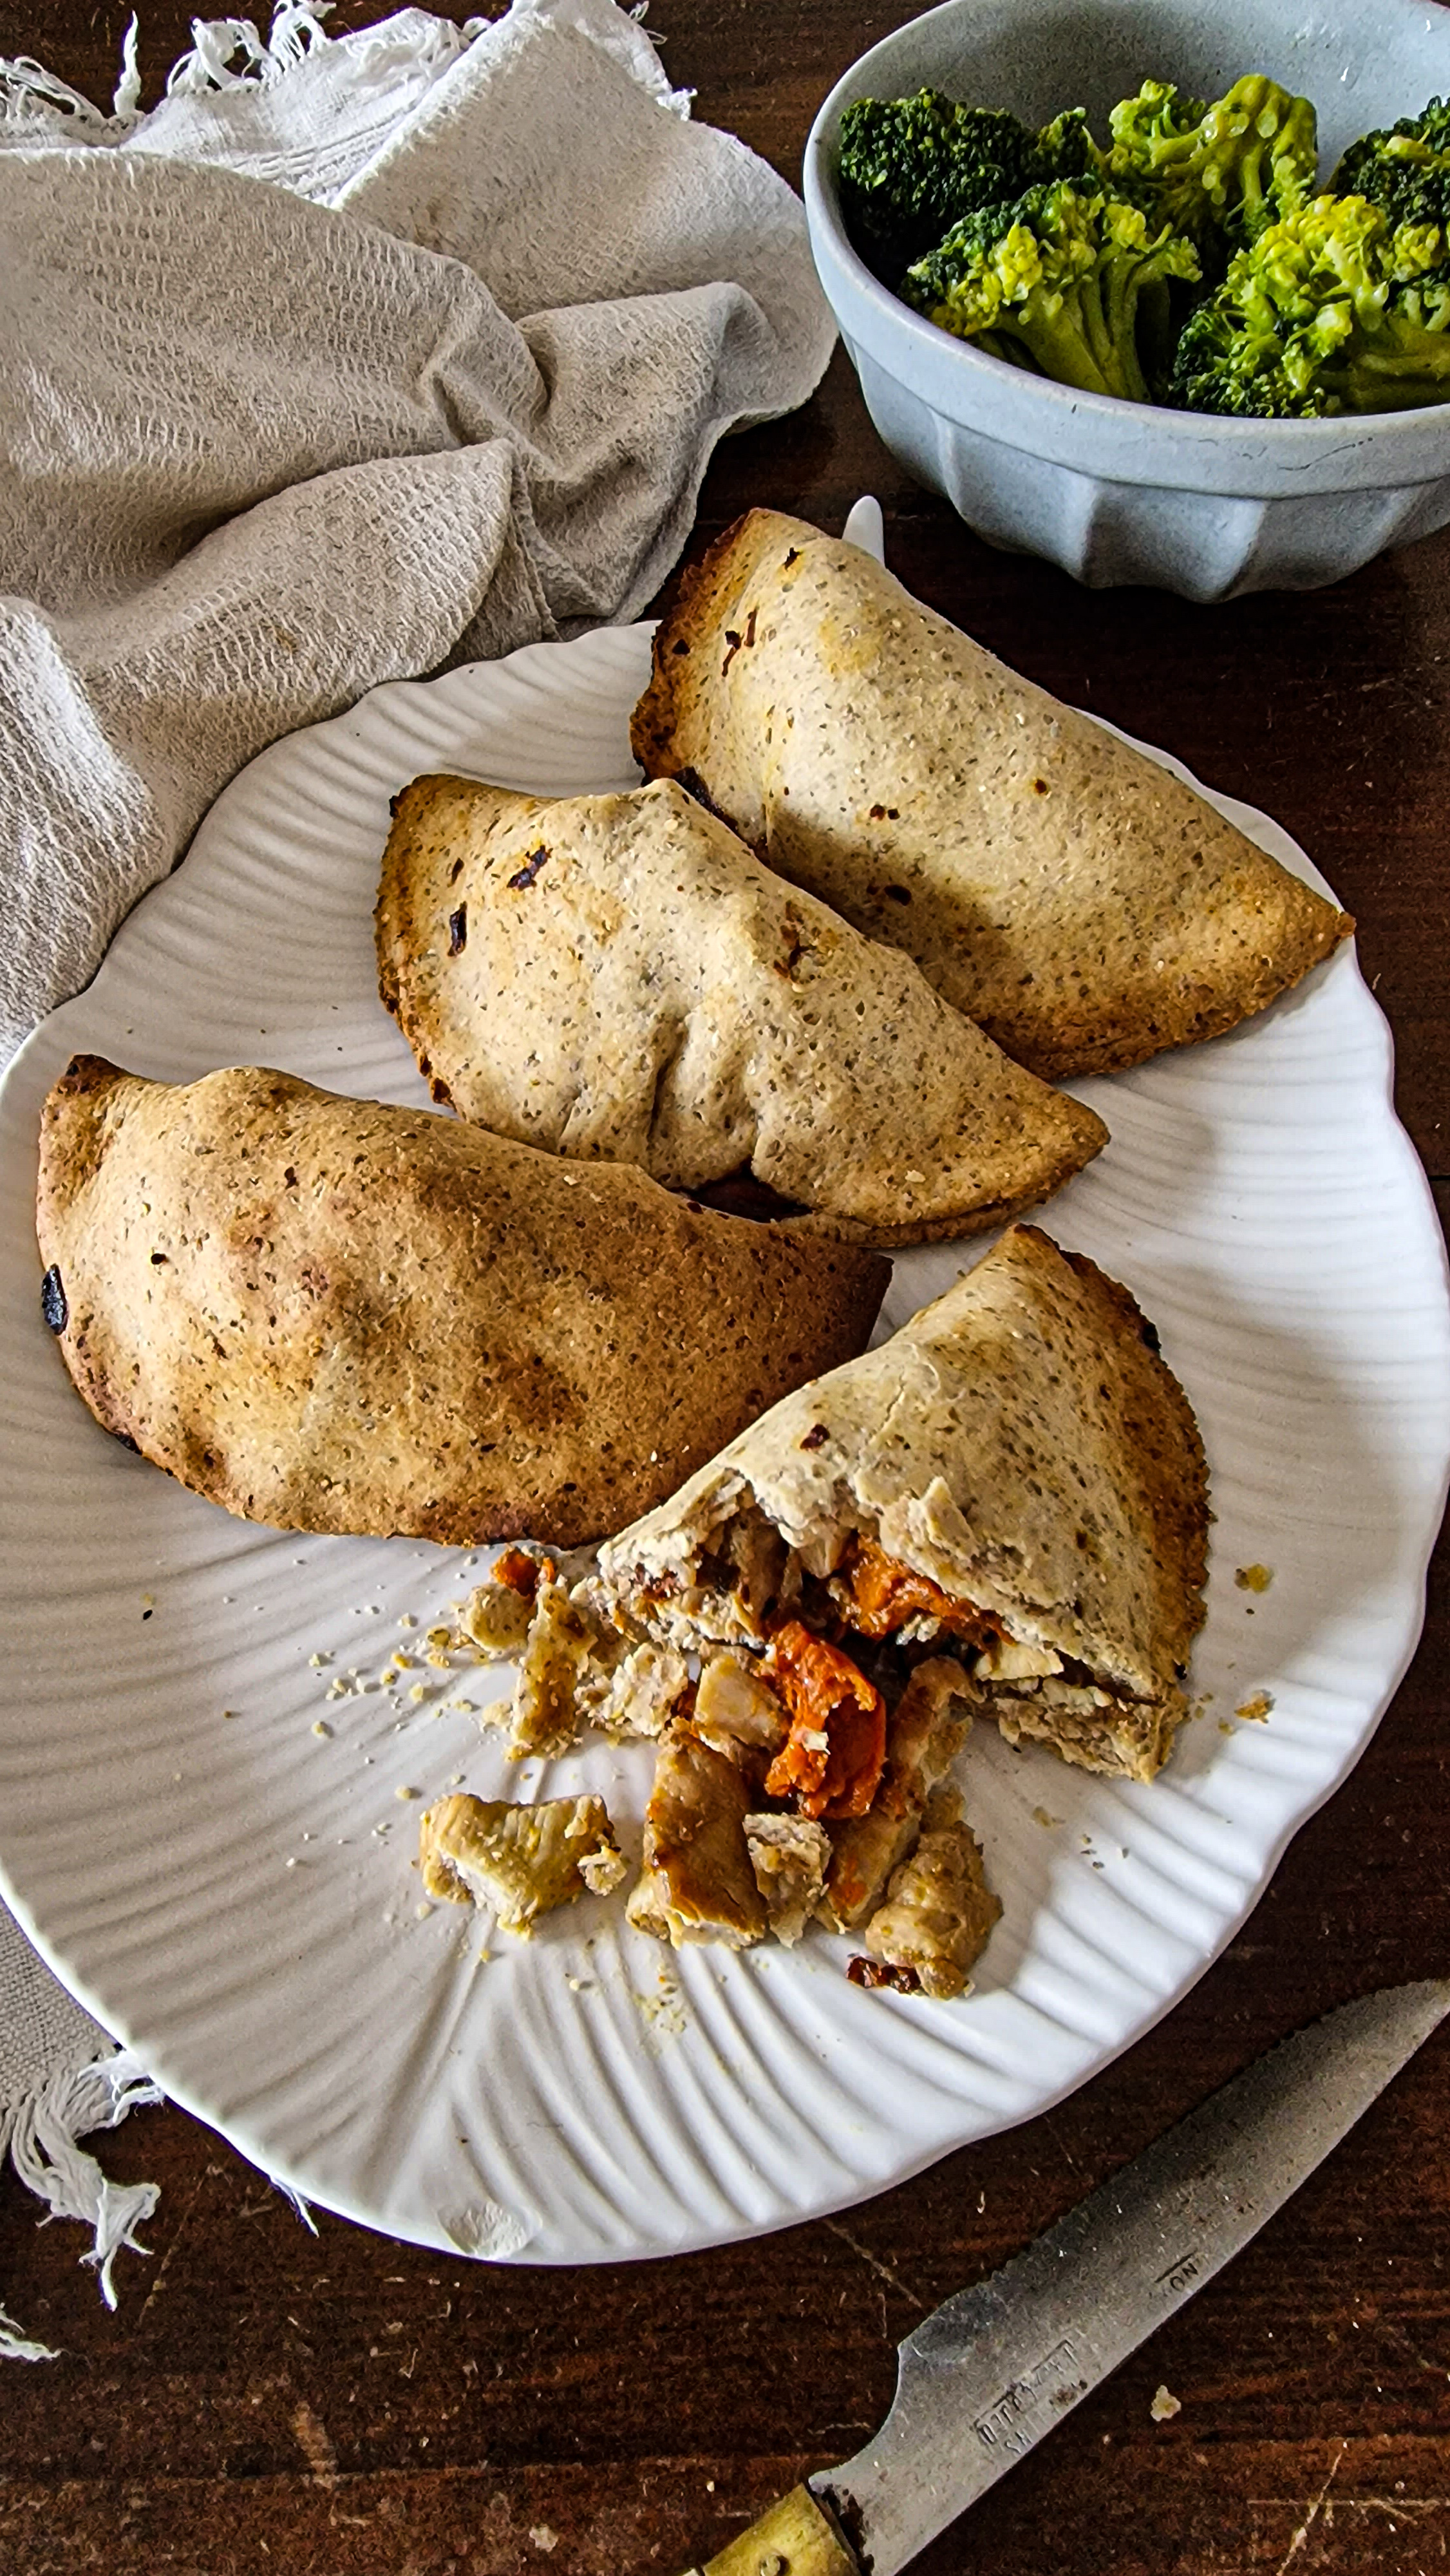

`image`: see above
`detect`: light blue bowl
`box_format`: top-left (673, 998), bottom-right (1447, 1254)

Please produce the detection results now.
top-left (804, 0), bottom-right (1450, 597)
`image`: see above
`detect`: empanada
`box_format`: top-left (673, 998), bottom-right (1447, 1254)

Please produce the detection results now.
top-left (35, 1056), bottom-right (888, 1548)
top-left (632, 509), bottom-right (1351, 1080)
top-left (594, 1225), bottom-right (1209, 1783)
top-left (375, 772), bottom-right (1106, 1247)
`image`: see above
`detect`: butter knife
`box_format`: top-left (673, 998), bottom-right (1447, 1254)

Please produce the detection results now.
top-left (678, 1978), bottom-right (1450, 2576)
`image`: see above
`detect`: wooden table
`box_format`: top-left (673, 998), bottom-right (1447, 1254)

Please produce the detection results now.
top-left (3, 5), bottom-right (1449, 2569)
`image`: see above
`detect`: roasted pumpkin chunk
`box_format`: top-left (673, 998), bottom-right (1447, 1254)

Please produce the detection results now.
top-left (838, 1535), bottom-right (1004, 1647)
top-left (762, 1620), bottom-right (885, 1819)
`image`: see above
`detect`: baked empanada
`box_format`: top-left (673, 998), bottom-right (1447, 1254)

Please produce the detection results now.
top-left (35, 1056), bottom-right (887, 1548)
top-left (375, 772), bottom-right (1106, 1247)
top-left (632, 509), bottom-right (1351, 1080)
top-left (594, 1226), bottom-right (1209, 1783)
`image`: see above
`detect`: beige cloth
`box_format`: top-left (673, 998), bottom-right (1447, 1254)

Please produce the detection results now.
top-left (0, 0), bottom-right (834, 1060)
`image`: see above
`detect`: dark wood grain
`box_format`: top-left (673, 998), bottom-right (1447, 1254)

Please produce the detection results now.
top-left (3, 4), bottom-right (1450, 2571)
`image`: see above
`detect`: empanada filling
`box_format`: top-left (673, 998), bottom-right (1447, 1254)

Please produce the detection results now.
top-left (759, 1621), bottom-right (886, 1820)
top-left (626, 1514), bottom-right (1151, 1745)
top-left (828, 1536), bottom-right (1004, 1651)
top-left (449, 1498), bottom-right (1169, 1982)
top-left (419, 1790), bottom-right (626, 1935)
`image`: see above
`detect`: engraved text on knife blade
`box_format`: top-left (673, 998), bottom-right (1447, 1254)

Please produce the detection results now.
top-left (973, 2334), bottom-right (1084, 2456)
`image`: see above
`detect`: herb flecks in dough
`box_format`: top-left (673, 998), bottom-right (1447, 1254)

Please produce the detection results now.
top-left (375, 772), bottom-right (1106, 1248)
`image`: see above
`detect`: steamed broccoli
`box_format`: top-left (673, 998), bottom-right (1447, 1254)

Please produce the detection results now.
top-left (1169, 191), bottom-right (1450, 415)
top-left (1332, 96), bottom-right (1450, 232)
top-left (1107, 74), bottom-right (1318, 268)
top-left (838, 88), bottom-right (1098, 282)
top-left (845, 71), bottom-right (1450, 416)
top-left (903, 180), bottom-right (1201, 402)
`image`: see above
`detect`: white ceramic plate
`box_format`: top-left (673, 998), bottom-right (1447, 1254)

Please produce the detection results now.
top-left (1, 611), bottom-right (1447, 2264)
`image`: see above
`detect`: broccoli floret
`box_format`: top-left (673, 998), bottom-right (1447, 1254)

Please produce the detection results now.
top-left (1167, 290), bottom-right (1324, 415)
top-left (902, 179), bottom-right (1201, 402)
top-left (1169, 191), bottom-right (1450, 416)
top-left (1107, 73), bottom-right (1318, 269)
top-left (1037, 106), bottom-right (1100, 184)
top-left (1333, 96), bottom-right (1450, 233)
top-left (837, 89), bottom-right (1099, 283)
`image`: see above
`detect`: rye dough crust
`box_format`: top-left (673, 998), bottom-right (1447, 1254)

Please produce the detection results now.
top-left (375, 770), bottom-right (1107, 1246)
top-left (632, 508), bottom-right (1351, 1081)
top-left (35, 1057), bottom-right (889, 1548)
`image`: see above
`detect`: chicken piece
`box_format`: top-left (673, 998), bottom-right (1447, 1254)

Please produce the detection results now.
top-left (627, 1725), bottom-right (767, 1949)
top-left (992, 1675), bottom-right (1169, 1778)
top-left (578, 1634), bottom-right (692, 1739)
top-left (419, 1790), bottom-right (626, 1935)
top-left (461, 1564), bottom-right (544, 1659)
top-left (974, 1636), bottom-right (1062, 1681)
top-left (861, 1786), bottom-right (1001, 2000)
top-left (693, 1649), bottom-right (789, 1767)
top-left (744, 1813), bottom-right (831, 1946)
top-left (820, 1658), bottom-right (974, 1932)
top-left (724, 1506), bottom-right (797, 1632)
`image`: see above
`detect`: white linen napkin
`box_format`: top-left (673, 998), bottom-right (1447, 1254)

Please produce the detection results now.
top-left (0, 0), bottom-right (835, 2351)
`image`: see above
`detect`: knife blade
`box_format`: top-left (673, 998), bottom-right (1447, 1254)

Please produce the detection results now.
top-left (677, 1978), bottom-right (1450, 2576)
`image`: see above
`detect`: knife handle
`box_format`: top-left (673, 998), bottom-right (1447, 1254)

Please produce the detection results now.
top-left (677, 2483), bottom-right (858, 2576)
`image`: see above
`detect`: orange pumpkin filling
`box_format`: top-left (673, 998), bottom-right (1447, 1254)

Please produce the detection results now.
top-left (762, 1620), bottom-right (886, 1821)
top-left (838, 1536), bottom-right (1004, 1649)
top-left (494, 1546), bottom-right (556, 1599)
